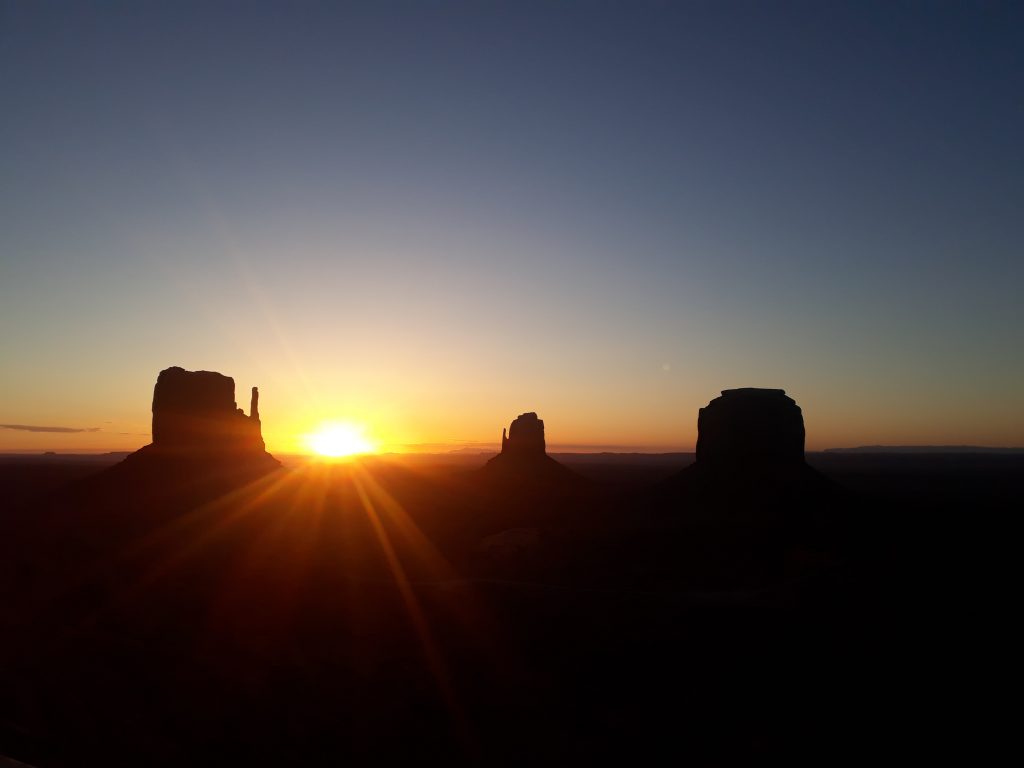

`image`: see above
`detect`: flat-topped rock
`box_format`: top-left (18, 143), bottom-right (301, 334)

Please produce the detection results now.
top-left (501, 412), bottom-right (546, 457)
top-left (696, 388), bottom-right (805, 466)
top-left (149, 366), bottom-right (268, 455)
top-left (81, 367), bottom-right (279, 497)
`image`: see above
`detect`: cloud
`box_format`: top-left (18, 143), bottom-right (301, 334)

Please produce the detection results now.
top-left (0, 424), bottom-right (101, 433)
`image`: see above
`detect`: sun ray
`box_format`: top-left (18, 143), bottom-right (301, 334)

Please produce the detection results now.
top-left (351, 471), bottom-right (469, 746)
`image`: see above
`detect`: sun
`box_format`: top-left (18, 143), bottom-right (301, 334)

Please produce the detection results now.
top-left (306, 422), bottom-right (377, 458)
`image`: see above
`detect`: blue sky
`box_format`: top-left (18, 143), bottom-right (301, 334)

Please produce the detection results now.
top-left (1, 1), bottom-right (1021, 451)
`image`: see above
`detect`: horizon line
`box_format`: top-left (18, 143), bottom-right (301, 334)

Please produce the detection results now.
top-left (3, 443), bottom-right (1024, 457)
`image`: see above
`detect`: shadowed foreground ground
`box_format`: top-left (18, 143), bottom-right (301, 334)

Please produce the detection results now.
top-left (0, 451), bottom-right (1008, 765)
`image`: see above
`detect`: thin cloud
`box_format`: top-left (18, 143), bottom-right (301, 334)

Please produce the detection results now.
top-left (0, 424), bottom-right (101, 434)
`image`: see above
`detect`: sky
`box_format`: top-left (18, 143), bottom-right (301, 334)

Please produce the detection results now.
top-left (1, 0), bottom-right (1022, 454)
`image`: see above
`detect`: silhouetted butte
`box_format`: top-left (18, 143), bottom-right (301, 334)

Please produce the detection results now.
top-left (481, 412), bottom-right (578, 486)
top-left (151, 366), bottom-right (266, 453)
top-left (669, 388), bottom-right (839, 522)
top-left (89, 366), bottom-right (280, 494)
top-left (697, 388), bottom-right (805, 466)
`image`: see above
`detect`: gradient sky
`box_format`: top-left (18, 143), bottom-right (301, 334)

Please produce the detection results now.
top-left (2, 0), bottom-right (1022, 454)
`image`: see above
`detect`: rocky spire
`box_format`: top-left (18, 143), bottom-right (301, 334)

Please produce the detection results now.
top-left (250, 386), bottom-right (260, 422)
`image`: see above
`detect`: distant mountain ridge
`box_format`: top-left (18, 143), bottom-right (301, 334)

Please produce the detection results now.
top-left (824, 445), bottom-right (1024, 454)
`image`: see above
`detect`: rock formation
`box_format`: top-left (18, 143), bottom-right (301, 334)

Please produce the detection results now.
top-left (500, 412), bottom-right (546, 457)
top-left (67, 367), bottom-right (281, 507)
top-left (94, 366), bottom-right (281, 490)
top-left (696, 388), bottom-right (805, 466)
top-left (483, 411), bottom-right (577, 486)
top-left (150, 366), bottom-right (267, 454)
top-left (668, 388), bottom-right (841, 529)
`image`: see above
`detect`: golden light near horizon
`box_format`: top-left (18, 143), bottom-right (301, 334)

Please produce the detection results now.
top-left (305, 421), bottom-right (378, 459)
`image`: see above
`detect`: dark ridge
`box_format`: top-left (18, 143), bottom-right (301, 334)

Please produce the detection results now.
top-left (824, 445), bottom-right (1024, 454)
